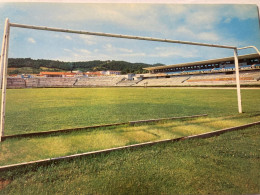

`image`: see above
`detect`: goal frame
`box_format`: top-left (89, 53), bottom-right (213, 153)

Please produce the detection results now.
top-left (1, 18), bottom-right (259, 141)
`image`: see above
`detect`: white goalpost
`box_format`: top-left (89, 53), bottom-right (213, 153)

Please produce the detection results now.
top-left (1, 17), bottom-right (259, 141)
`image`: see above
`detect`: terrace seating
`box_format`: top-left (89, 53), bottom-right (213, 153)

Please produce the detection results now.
top-left (74, 76), bottom-right (123, 87)
top-left (6, 70), bottom-right (260, 88)
top-left (7, 78), bottom-right (26, 88)
top-left (136, 76), bottom-right (191, 86)
top-left (116, 80), bottom-right (139, 86)
top-left (25, 78), bottom-right (76, 87)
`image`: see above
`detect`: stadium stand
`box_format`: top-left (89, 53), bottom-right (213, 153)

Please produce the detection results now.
top-left (135, 71), bottom-right (260, 86)
top-left (74, 76), bottom-right (124, 87)
top-left (7, 70), bottom-right (260, 88)
top-left (6, 53), bottom-right (260, 88)
top-left (144, 53), bottom-right (260, 76)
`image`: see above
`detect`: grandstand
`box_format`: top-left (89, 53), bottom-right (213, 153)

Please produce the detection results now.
top-left (133, 53), bottom-right (260, 86)
top-left (143, 53), bottom-right (260, 77)
top-left (7, 76), bottom-right (125, 88)
top-left (6, 53), bottom-right (260, 88)
top-left (75, 76), bottom-right (124, 87)
top-left (135, 71), bottom-right (260, 86)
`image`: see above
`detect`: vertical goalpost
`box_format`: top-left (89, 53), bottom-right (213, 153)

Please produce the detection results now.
top-left (0, 17), bottom-right (253, 141)
top-left (0, 18), bottom-right (10, 142)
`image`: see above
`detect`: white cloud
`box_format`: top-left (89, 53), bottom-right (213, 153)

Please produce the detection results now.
top-left (119, 52), bottom-right (146, 57)
top-left (153, 46), bottom-right (198, 58)
top-left (103, 43), bottom-right (133, 54)
top-left (104, 43), bottom-right (113, 51)
top-left (175, 27), bottom-right (220, 42)
top-left (27, 37), bottom-right (36, 44)
top-left (197, 32), bottom-right (220, 42)
top-left (75, 48), bottom-right (92, 54)
top-left (118, 48), bottom-right (133, 53)
top-left (223, 5), bottom-right (258, 20)
top-left (58, 43), bottom-right (144, 62)
top-left (78, 35), bottom-right (96, 45)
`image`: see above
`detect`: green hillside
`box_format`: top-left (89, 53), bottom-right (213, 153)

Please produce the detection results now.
top-left (8, 58), bottom-right (156, 74)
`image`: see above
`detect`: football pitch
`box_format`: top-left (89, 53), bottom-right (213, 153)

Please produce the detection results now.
top-left (4, 87), bottom-right (260, 135)
top-left (1, 87), bottom-right (260, 165)
top-left (0, 87), bottom-right (260, 194)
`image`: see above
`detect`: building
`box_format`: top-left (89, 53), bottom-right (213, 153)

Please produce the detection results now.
top-left (84, 71), bottom-right (103, 77)
top-left (84, 70), bottom-right (121, 77)
top-left (105, 70), bottom-right (121, 76)
top-left (143, 53), bottom-right (260, 77)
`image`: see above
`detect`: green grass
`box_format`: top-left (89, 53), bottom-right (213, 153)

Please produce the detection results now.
top-left (0, 126), bottom-right (259, 194)
top-left (0, 88), bottom-right (259, 194)
top-left (1, 114), bottom-right (260, 166)
top-left (4, 88), bottom-right (260, 135)
top-left (1, 87), bottom-right (259, 166)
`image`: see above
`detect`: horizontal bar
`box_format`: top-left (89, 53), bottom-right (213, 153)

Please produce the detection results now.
top-left (9, 22), bottom-right (236, 49)
top-left (237, 46), bottom-right (260, 55)
top-left (0, 120), bottom-right (259, 171)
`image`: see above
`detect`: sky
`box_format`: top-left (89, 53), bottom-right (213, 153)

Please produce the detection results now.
top-left (0, 3), bottom-right (259, 65)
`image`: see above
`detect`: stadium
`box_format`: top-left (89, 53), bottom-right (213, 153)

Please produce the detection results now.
top-left (1, 3), bottom-right (260, 194)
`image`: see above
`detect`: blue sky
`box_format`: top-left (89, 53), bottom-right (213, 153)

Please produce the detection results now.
top-left (0, 3), bottom-right (259, 65)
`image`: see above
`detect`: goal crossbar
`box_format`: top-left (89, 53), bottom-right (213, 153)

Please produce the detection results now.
top-left (1, 18), bottom-right (255, 141)
top-left (9, 22), bottom-right (236, 49)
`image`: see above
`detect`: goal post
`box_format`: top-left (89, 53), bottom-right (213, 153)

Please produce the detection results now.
top-left (0, 18), bottom-right (10, 142)
top-left (0, 17), bottom-right (249, 141)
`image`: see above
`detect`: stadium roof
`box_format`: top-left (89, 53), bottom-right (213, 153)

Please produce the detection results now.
top-left (144, 53), bottom-right (260, 71)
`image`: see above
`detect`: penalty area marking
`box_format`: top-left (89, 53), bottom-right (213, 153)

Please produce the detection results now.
top-left (0, 120), bottom-right (259, 171)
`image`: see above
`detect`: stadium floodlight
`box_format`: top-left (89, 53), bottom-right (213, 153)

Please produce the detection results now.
top-left (0, 18), bottom-right (255, 141)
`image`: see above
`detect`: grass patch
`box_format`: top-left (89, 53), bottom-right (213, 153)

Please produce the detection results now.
top-left (0, 126), bottom-right (259, 194)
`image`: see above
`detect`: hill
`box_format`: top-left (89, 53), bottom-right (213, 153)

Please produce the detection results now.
top-left (8, 58), bottom-right (157, 74)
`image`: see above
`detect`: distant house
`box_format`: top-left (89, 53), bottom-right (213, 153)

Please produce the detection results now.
top-left (105, 70), bottom-right (121, 75)
top-left (40, 72), bottom-right (76, 78)
top-left (72, 70), bottom-right (84, 77)
top-left (84, 71), bottom-right (121, 77)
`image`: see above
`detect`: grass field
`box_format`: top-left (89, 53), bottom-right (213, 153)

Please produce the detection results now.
top-left (1, 114), bottom-right (260, 166)
top-left (0, 87), bottom-right (259, 194)
top-left (4, 88), bottom-right (260, 135)
top-left (0, 126), bottom-right (259, 194)
top-left (1, 87), bottom-right (259, 165)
